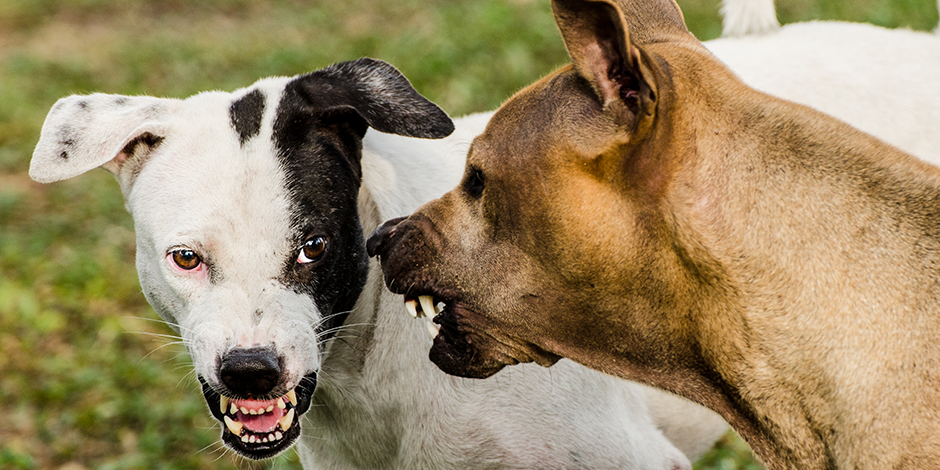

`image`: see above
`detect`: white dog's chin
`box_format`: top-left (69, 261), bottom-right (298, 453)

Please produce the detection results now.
top-left (200, 375), bottom-right (316, 460)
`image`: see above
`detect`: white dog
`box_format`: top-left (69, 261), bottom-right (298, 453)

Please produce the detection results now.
top-left (28, 2), bottom-right (940, 469)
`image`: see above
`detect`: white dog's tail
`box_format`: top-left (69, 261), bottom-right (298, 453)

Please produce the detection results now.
top-left (720, 0), bottom-right (780, 37)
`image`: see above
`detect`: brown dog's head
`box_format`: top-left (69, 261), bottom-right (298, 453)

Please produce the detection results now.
top-left (368, 0), bottom-right (710, 379)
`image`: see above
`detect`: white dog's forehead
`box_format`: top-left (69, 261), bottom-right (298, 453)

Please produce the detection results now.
top-left (129, 81), bottom-right (296, 281)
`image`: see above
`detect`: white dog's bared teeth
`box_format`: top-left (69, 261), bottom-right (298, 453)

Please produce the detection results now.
top-left (287, 389), bottom-right (297, 407)
top-left (278, 408), bottom-right (295, 431)
top-left (240, 406), bottom-right (249, 415)
top-left (241, 434), bottom-right (249, 443)
top-left (426, 320), bottom-right (440, 338)
top-left (277, 397), bottom-right (286, 409)
top-left (224, 415), bottom-right (243, 436)
top-left (220, 396), bottom-right (230, 415)
top-left (419, 295), bottom-right (437, 319)
top-left (405, 299), bottom-right (420, 318)
top-left (230, 402), bottom-right (238, 415)
top-left (275, 430), bottom-right (283, 440)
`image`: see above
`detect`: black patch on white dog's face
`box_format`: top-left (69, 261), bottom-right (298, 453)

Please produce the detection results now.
top-left (268, 58), bottom-right (454, 344)
top-left (272, 77), bottom-right (371, 343)
top-left (230, 89), bottom-right (266, 145)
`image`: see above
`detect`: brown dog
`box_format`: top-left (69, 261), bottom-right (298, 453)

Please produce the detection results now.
top-left (367, 0), bottom-right (940, 468)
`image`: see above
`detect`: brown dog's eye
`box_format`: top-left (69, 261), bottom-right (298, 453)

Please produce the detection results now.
top-left (298, 236), bottom-right (327, 264)
top-left (172, 249), bottom-right (201, 270)
top-left (465, 168), bottom-right (485, 199)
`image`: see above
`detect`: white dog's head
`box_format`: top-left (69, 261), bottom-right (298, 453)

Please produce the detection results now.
top-left (30, 58), bottom-right (453, 459)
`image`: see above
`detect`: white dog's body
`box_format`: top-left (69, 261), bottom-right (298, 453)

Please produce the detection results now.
top-left (709, 21), bottom-right (940, 161)
top-left (28, 3), bottom-right (940, 469)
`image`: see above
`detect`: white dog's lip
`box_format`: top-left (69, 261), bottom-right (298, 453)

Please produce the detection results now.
top-left (200, 374), bottom-right (315, 460)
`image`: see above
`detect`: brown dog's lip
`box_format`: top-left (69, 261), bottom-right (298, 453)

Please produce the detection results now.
top-left (393, 282), bottom-right (507, 378)
top-left (398, 283), bottom-right (559, 379)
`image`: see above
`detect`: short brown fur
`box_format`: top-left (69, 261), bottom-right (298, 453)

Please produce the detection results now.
top-left (368, 0), bottom-right (940, 468)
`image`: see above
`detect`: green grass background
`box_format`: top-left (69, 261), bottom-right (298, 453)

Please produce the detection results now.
top-left (1, 0), bottom-right (936, 468)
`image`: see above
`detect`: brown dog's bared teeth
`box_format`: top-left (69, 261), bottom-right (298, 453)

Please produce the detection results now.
top-left (405, 299), bottom-right (420, 318)
top-left (419, 296), bottom-right (438, 319)
top-left (426, 320), bottom-right (440, 338)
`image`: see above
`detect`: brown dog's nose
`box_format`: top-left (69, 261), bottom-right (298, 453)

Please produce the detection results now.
top-left (220, 346), bottom-right (282, 398)
top-left (367, 217), bottom-right (406, 258)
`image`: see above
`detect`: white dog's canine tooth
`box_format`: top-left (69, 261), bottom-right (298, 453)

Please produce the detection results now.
top-left (405, 299), bottom-right (420, 318)
top-left (224, 415), bottom-right (243, 436)
top-left (220, 396), bottom-right (230, 415)
top-left (279, 408), bottom-right (295, 431)
top-left (419, 296), bottom-right (436, 319)
top-left (287, 389), bottom-right (297, 407)
top-left (426, 320), bottom-right (440, 338)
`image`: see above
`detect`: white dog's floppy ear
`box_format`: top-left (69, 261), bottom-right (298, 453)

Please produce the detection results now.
top-left (30, 94), bottom-right (172, 185)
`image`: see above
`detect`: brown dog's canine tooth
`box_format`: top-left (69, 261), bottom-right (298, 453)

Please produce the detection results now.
top-left (419, 295), bottom-right (437, 319)
top-left (426, 320), bottom-right (440, 338)
top-left (405, 299), bottom-right (420, 318)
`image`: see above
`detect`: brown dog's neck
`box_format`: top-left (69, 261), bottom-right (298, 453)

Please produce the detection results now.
top-left (636, 49), bottom-right (940, 468)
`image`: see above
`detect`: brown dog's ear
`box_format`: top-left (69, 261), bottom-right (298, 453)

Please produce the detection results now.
top-left (552, 0), bottom-right (658, 123)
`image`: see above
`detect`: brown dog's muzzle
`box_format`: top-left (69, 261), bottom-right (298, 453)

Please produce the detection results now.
top-left (368, 215), bottom-right (558, 379)
top-left (366, 215), bottom-right (440, 287)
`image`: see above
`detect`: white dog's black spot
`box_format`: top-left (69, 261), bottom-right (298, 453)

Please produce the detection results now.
top-left (268, 58), bottom-right (452, 343)
top-left (230, 89), bottom-right (266, 145)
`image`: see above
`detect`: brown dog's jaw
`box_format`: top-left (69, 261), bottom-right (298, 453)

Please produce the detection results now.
top-left (429, 301), bottom-right (560, 379)
top-left (403, 291), bottom-right (560, 379)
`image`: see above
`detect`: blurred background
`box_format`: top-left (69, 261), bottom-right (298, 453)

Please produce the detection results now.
top-left (0, 0), bottom-right (936, 468)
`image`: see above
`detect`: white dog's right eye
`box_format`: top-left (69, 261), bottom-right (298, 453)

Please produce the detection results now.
top-left (171, 249), bottom-right (202, 270)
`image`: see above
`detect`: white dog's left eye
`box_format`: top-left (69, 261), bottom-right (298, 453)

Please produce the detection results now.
top-left (297, 236), bottom-right (327, 264)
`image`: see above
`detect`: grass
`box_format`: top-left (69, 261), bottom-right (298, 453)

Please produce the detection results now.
top-left (0, 0), bottom-right (936, 468)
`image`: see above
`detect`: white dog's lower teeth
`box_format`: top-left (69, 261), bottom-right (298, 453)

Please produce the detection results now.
top-left (224, 415), bottom-right (243, 435)
top-left (278, 408), bottom-right (295, 431)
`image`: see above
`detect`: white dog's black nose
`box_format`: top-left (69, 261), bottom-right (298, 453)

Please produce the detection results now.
top-left (220, 347), bottom-right (282, 397)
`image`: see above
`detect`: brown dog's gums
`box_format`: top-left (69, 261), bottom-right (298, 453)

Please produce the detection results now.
top-left (369, 0), bottom-right (940, 468)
